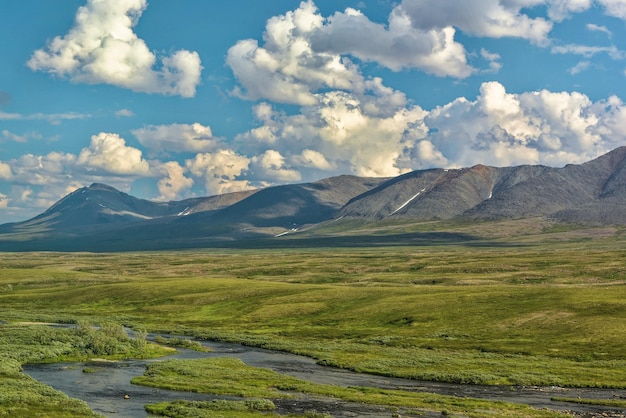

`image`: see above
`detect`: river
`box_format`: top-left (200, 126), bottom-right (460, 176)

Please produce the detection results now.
top-left (23, 336), bottom-right (626, 418)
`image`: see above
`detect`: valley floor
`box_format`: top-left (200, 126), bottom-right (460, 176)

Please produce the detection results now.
top-left (2, 229), bottom-right (626, 417)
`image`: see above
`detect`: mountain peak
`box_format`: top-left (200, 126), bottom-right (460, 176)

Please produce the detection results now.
top-left (88, 183), bottom-right (120, 192)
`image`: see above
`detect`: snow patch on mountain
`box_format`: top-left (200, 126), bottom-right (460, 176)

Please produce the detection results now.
top-left (391, 189), bottom-right (425, 215)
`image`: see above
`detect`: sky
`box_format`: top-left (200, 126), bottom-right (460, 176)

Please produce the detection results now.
top-left (3, 0), bottom-right (626, 223)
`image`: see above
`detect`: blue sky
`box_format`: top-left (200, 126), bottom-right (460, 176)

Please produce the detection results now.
top-left (3, 0), bottom-right (626, 223)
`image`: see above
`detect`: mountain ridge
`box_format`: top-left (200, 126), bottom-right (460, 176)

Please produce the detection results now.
top-left (2, 147), bottom-right (626, 251)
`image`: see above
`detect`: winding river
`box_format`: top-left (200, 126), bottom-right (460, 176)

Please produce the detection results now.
top-left (23, 336), bottom-right (626, 418)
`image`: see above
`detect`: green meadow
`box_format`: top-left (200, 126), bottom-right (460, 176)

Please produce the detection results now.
top-left (2, 224), bottom-right (626, 416)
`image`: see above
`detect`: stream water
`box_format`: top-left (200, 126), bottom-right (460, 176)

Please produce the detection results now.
top-left (23, 336), bottom-right (626, 418)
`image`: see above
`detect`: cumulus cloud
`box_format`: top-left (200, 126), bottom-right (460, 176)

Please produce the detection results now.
top-left (133, 123), bottom-right (220, 154)
top-left (226, 0), bottom-right (479, 107)
top-left (185, 150), bottom-right (252, 195)
top-left (293, 149), bottom-right (334, 170)
top-left (0, 162), bottom-right (12, 180)
top-left (590, 95), bottom-right (626, 140)
top-left (251, 150), bottom-right (302, 182)
top-left (397, 0), bottom-right (553, 45)
top-left (311, 6), bottom-right (473, 76)
top-left (237, 91), bottom-right (429, 178)
top-left (539, 0), bottom-right (626, 23)
top-left (546, 0), bottom-right (593, 21)
top-left (227, 1), bottom-right (363, 105)
top-left (598, 0), bottom-right (626, 19)
top-left (421, 81), bottom-right (618, 167)
top-left (77, 132), bottom-right (150, 175)
top-left (28, 0), bottom-right (202, 97)
top-left (1, 153), bottom-right (77, 193)
top-left (156, 161), bottom-right (193, 201)
top-left (235, 80), bottom-right (626, 178)
top-left (0, 193), bottom-right (8, 209)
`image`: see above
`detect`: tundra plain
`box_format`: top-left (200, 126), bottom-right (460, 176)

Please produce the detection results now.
top-left (2, 222), bottom-right (626, 417)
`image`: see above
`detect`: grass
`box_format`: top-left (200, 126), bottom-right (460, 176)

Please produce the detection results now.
top-left (145, 399), bottom-right (279, 418)
top-left (2, 229), bottom-right (626, 415)
top-left (153, 335), bottom-right (210, 352)
top-left (551, 397), bottom-right (626, 407)
top-left (0, 322), bottom-right (174, 417)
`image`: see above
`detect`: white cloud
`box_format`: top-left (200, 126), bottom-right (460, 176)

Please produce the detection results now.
top-left (0, 162), bottom-right (12, 180)
top-left (311, 6), bottom-right (473, 76)
top-left (0, 111), bottom-right (20, 121)
top-left (237, 90), bottom-right (429, 178)
top-left (546, 0), bottom-right (593, 21)
top-left (115, 108), bottom-right (134, 117)
top-left (421, 81), bottom-right (614, 167)
top-left (28, 0), bottom-right (202, 97)
top-left (569, 60), bottom-right (591, 74)
top-left (251, 150), bottom-right (302, 182)
top-left (2, 130), bottom-right (27, 143)
top-left (0, 111), bottom-right (90, 123)
top-left (480, 48), bottom-right (503, 73)
top-left (133, 123), bottom-right (220, 154)
top-left (398, 0), bottom-right (553, 45)
top-left (586, 23), bottom-right (612, 37)
top-left (227, 1), bottom-right (363, 105)
top-left (226, 0), bottom-right (476, 107)
top-left (1, 140), bottom-right (157, 192)
top-left (552, 43), bottom-right (626, 59)
top-left (0, 193), bottom-right (8, 209)
top-left (590, 95), bottom-right (626, 141)
top-left (411, 140), bottom-right (449, 167)
top-left (77, 132), bottom-right (150, 175)
top-left (16, 153), bottom-right (77, 184)
top-left (598, 0), bottom-right (626, 19)
top-left (293, 149), bottom-right (334, 170)
top-left (185, 150), bottom-right (252, 195)
top-left (156, 161), bottom-right (193, 201)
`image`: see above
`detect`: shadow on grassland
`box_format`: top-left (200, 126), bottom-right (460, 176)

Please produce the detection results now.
top-left (0, 229), bottom-right (522, 252)
top-left (216, 231), bottom-right (524, 249)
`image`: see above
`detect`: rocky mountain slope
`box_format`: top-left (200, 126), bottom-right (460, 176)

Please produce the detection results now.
top-left (339, 147), bottom-right (626, 223)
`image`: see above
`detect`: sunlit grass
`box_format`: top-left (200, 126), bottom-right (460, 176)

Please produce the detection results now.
top-left (2, 234), bottom-right (626, 415)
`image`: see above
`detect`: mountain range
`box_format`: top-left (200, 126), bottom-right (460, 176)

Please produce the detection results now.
top-left (2, 146), bottom-right (626, 251)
